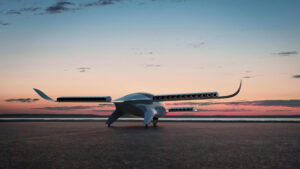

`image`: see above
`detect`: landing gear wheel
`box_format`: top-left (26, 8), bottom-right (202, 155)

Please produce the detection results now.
top-left (107, 123), bottom-right (111, 127)
top-left (145, 124), bottom-right (148, 128)
top-left (153, 117), bottom-right (158, 127)
top-left (153, 122), bottom-right (157, 127)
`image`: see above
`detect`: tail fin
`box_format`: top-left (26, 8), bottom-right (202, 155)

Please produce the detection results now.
top-left (33, 88), bottom-right (112, 102)
top-left (33, 88), bottom-right (55, 102)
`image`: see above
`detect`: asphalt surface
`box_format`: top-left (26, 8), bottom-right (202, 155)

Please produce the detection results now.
top-left (0, 122), bottom-right (299, 169)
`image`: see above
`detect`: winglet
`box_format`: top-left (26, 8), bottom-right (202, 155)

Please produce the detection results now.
top-left (217, 80), bottom-right (242, 99)
top-left (33, 88), bottom-right (55, 102)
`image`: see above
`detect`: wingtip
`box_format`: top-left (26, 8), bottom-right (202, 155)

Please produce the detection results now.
top-left (236, 80), bottom-right (242, 93)
top-left (215, 80), bottom-right (242, 99)
top-left (229, 80), bottom-right (242, 98)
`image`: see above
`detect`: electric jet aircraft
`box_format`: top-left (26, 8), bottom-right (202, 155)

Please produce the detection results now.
top-left (33, 81), bottom-right (241, 127)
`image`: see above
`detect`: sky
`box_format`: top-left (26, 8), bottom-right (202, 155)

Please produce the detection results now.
top-left (0, 0), bottom-right (299, 116)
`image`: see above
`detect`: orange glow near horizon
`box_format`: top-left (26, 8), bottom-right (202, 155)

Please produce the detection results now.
top-left (0, 0), bottom-right (299, 116)
top-left (1, 98), bottom-right (300, 116)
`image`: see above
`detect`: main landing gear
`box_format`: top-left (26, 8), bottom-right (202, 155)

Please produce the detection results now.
top-left (153, 117), bottom-right (159, 127)
top-left (145, 117), bottom-right (159, 128)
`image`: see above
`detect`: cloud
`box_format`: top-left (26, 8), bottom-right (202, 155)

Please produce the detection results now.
top-left (5, 6), bottom-right (41, 15)
top-left (275, 51), bottom-right (298, 56)
top-left (6, 10), bottom-right (21, 15)
top-left (245, 100), bottom-right (300, 108)
top-left (144, 64), bottom-right (161, 68)
top-left (5, 98), bottom-right (39, 103)
top-left (92, 109), bottom-right (114, 112)
top-left (222, 100), bottom-right (300, 108)
top-left (0, 21), bottom-right (9, 26)
top-left (20, 7), bottom-right (40, 12)
top-left (98, 103), bottom-right (115, 108)
top-left (35, 104), bottom-right (116, 112)
top-left (133, 51), bottom-right (154, 55)
top-left (242, 76), bottom-right (254, 79)
top-left (152, 0), bottom-right (189, 3)
top-left (211, 100), bottom-right (300, 108)
top-left (166, 102), bottom-right (209, 106)
top-left (82, 0), bottom-right (121, 7)
top-left (35, 106), bottom-right (95, 111)
top-left (46, 1), bottom-right (76, 14)
top-left (171, 100), bottom-right (300, 108)
top-left (292, 75), bottom-right (300, 79)
top-left (187, 42), bottom-right (205, 48)
top-left (45, 0), bottom-right (121, 14)
top-left (77, 67), bottom-right (91, 72)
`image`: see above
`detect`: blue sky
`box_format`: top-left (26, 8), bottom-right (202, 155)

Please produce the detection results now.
top-left (0, 0), bottom-right (299, 115)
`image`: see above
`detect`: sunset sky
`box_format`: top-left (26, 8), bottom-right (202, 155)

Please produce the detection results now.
top-left (0, 0), bottom-right (299, 116)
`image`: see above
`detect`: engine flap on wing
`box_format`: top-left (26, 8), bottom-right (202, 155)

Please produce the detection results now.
top-left (168, 107), bottom-right (196, 112)
top-left (152, 80), bottom-right (242, 102)
top-left (153, 92), bottom-right (218, 101)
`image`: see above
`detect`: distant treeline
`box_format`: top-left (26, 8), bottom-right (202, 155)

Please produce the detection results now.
top-left (1, 114), bottom-right (300, 118)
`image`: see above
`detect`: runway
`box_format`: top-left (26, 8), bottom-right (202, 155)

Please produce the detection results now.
top-left (0, 122), bottom-right (299, 169)
top-left (1, 117), bottom-right (300, 122)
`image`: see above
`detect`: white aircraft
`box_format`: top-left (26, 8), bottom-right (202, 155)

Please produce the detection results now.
top-left (33, 81), bottom-right (241, 127)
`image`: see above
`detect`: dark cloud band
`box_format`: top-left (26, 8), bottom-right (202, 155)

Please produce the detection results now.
top-left (275, 51), bottom-right (298, 56)
top-left (46, 1), bottom-right (75, 14)
top-left (35, 106), bottom-right (95, 111)
top-left (168, 100), bottom-right (300, 108)
top-left (77, 67), bottom-right (91, 72)
top-left (292, 75), bottom-right (300, 79)
top-left (144, 64), bottom-right (161, 68)
top-left (5, 98), bottom-right (39, 103)
top-left (82, 0), bottom-right (121, 7)
top-left (0, 21), bottom-right (9, 26)
top-left (6, 7), bottom-right (40, 15)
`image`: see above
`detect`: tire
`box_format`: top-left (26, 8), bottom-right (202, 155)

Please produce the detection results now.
top-left (153, 117), bottom-right (158, 127)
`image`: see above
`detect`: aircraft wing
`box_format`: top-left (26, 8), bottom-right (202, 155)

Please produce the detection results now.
top-left (33, 88), bottom-right (112, 102)
top-left (153, 81), bottom-right (241, 102)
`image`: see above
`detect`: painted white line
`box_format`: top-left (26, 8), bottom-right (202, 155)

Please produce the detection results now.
top-left (0, 118), bottom-right (300, 122)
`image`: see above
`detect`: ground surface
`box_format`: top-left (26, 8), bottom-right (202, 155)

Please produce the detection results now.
top-left (0, 122), bottom-right (299, 169)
